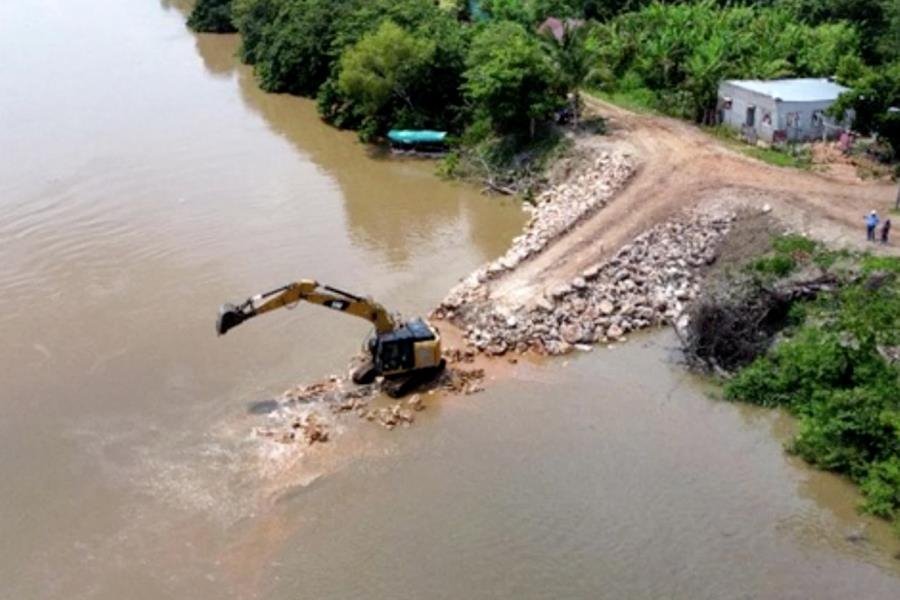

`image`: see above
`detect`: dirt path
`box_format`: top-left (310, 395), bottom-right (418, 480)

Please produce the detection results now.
top-left (487, 97), bottom-right (899, 313)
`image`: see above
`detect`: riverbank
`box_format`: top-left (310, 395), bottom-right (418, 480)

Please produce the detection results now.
top-left (679, 233), bottom-right (900, 535)
top-left (7, 3), bottom-right (900, 597)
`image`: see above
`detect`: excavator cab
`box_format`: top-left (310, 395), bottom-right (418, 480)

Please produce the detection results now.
top-left (371, 318), bottom-right (444, 397)
top-left (375, 318), bottom-right (440, 374)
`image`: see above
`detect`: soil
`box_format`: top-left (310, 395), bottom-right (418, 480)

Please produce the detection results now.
top-left (475, 97), bottom-right (900, 316)
top-left (705, 210), bottom-right (784, 276)
top-left (811, 141), bottom-right (895, 183)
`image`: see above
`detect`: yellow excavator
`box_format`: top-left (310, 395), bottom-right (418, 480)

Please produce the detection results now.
top-left (216, 279), bottom-right (445, 397)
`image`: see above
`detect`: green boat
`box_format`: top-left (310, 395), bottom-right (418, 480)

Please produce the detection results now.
top-left (387, 130), bottom-right (448, 154)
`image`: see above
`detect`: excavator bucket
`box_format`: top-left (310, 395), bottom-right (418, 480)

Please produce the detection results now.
top-left (216, 303), bottom-right (246, 336)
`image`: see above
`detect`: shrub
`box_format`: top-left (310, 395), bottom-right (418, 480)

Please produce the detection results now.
top-left (188, 0), bottom-right (237, 33)
top-left (463, 21), bottom-right (565, 135)
top-left (720, 254), bottom-right (900, 529)
top-left (862, 457), bottom-right (900, 519)
top-left (772, 234), bottom-right (817, 255)
top-left (752, 254), bottom-right (795, 277)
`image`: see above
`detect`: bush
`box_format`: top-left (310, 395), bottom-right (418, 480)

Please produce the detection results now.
top-left (752, 254), bottom-right (796, 277)
top-left (724, 328), bottom-right (854, 409)
top-left (772, 234), bottom-right (817, 256)
top-left (463, 21), bottom-right (565, 134)
top-left (188, 0), bottom-right (237, 33)
top-left (243, 0), bottom-right (356, 95)
top-left (338, 20), bottom-right (436, 126)
top-left (862, 457), bottom-right (900, 519)
top-left (720, 258), bottom-right (900, 528)
top-left (793, 385), bottom-right (900, 480)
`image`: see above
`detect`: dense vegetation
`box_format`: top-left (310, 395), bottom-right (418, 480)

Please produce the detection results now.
top-left (718, 239), bottom-right (900, 531)
top-left (187, 0), bottom-right (899, 155)
top-left (187, 0), bottom-right (236, 33)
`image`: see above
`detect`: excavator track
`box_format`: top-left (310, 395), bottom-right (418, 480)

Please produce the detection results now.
top-left (381, 360), bottom-right (446, 398)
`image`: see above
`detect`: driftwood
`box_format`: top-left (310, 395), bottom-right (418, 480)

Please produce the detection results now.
top-left (679, 272), bottom-right (839, 373)
top-left (473, 152), bottom-right (544, 197)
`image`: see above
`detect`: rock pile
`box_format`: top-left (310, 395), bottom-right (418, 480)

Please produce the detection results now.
top-left (442, 151), bottom-right (634, 306)
top-left (435, 211), bottom-right (735, 356)
top-left (257, 410), bottom-right (332, 445)
top-left (254, 362), bottom-right (486, 444)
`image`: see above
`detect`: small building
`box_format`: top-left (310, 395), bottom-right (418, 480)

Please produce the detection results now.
top-left (718, 78), bottom-right (852, 143)
top-left (537, 17), bottom-right (584, 43)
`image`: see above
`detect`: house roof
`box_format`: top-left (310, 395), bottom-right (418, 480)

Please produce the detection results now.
top-left (537, 17), bottom-right (584, 43)
top-left (723, 78), bottom-right (849, 102)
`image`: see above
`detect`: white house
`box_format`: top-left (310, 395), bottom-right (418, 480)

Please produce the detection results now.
top-left (718, 78), bottom-right (852, 143)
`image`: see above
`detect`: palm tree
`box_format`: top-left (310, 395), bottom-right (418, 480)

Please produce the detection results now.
top-left (540, 21), bottom-right (600, 125)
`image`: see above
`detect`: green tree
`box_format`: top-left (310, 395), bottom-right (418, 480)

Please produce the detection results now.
top-left (187, 0), bottom-right (236, 33)
top-left (248, 0), bottom-right (357, 94)
top-left (232, 0), bottom-right (281, 64)
top-left (831, 61), bottom-right (900, 156)
top-left (337, 21), bottom-right (437, 130)
top-left (464, 21), bottom-right (564, 135)
top-left (540, 21), bottom-right (601, 121)
top-left (785, 0), bottom-right (893, 63)
top-left (320, 0), bottom-right (470, 134)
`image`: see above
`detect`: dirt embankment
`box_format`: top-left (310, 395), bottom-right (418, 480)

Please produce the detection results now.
top-left (433, 97), bottom-right (899, 355)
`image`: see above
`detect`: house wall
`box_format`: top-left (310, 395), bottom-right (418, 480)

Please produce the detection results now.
top-left (775, 99), bottom-right (846, 142)
top-left (717, 83), bottom-right (851, 143)
top-left (718, 82), bottom-right (779, 142)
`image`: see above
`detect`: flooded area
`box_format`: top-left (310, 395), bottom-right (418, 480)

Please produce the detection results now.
top-left (1, 1), bottom-right (899, 598)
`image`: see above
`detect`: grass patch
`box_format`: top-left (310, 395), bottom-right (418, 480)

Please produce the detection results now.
top-left (862, 255), bottom-right (900, 274)
top-left (706, 126), bottom-right (812, 170)
top-left (742, 233), bottom-right (843, 279)
top-left (584, 88), bottom-right (661, 115)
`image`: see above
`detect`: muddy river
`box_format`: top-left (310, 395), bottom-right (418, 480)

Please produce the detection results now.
top-left (2, 1), bottom-right (899, 598)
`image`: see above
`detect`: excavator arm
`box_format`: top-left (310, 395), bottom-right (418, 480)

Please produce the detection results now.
top-left (216, 279), bottom-right (396, 336)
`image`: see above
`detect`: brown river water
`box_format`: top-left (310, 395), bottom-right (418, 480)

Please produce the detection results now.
top-left (2, 1), bottom-right (900, 598)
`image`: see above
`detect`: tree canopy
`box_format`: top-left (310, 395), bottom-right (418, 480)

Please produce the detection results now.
top-left (187, 0), bottom-right (236, 33)
top-left (188, 0), bottom-right (899, 152)
top-left (337, 21), bottom-right (437, 131)
top-left (464, 21), bottom-right (564, 133)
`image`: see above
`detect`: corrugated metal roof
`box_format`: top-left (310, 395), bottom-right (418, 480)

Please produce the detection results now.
top-left (723, 78), bottom-right (849, 102)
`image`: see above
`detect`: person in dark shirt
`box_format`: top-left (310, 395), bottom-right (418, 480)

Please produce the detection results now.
top-left (881, 219), bottom-right (891, 245)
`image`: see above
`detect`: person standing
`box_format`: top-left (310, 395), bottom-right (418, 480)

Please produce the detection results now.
top-left (866, 210), bottom-right (880, 242)
top-left (882, 219), bottom-right (891, 244)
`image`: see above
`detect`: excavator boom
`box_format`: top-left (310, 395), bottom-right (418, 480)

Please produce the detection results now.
top-left (216, 279), bottom-right (395, 336)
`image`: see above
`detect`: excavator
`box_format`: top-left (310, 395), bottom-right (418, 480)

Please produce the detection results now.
top-left (216, 279), bottom-right (445, 397)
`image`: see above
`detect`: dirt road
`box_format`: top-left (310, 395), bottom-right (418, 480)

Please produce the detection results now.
top-left (487, 97), bottom-right (899, 313)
